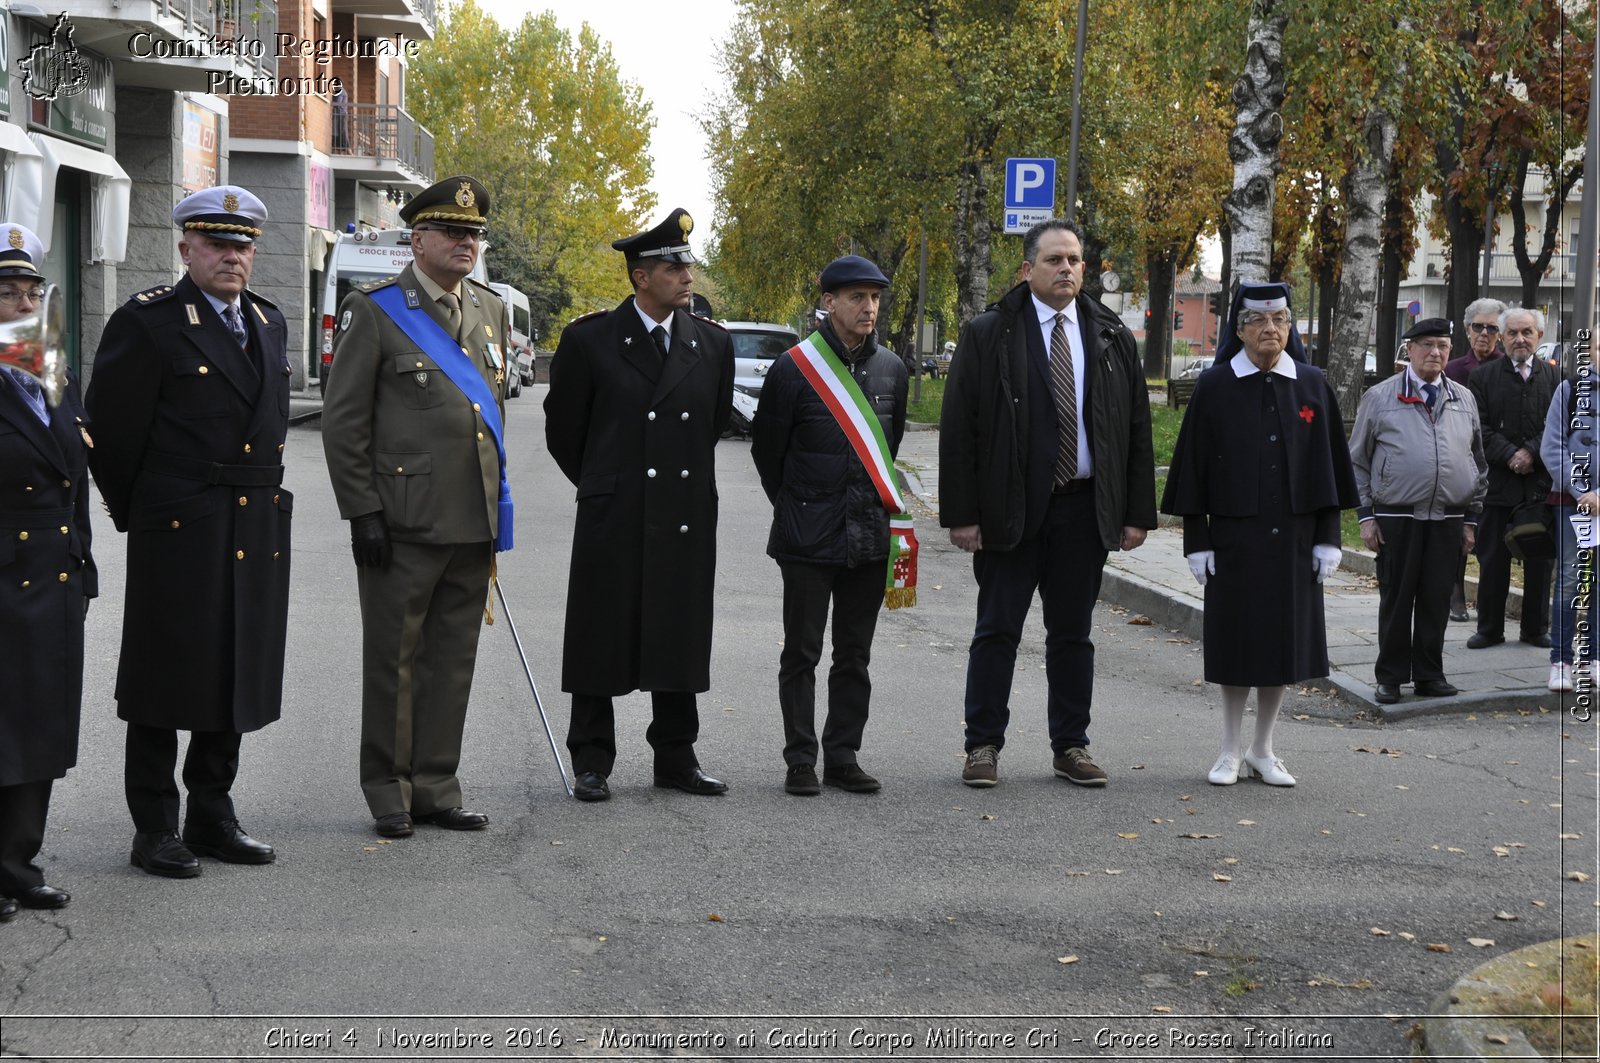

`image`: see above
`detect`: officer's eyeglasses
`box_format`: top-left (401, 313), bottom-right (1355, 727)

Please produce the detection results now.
top-left (1468, 322), bottom-right (1499, 334)
top-left (0, 286), bottom-right (46, 306)
top-left (417, 225), bottom-right (485, 243)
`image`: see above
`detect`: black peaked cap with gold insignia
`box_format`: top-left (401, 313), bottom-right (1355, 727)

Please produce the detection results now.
top-left (612, 208), bottom-right (696, 263)
top-left (401, 175), bottom-right (491, 229)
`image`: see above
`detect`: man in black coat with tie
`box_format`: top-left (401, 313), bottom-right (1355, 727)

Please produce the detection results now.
top-left (545, 208), bottom-right (734, 802)
top-left (87, 186), bottom-right (292, 878)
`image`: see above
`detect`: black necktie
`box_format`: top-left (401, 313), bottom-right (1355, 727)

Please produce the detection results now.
top-left (1422, 382), bottom-right (1439, 411)
top-left (651, 325), bottom-right (670, 360)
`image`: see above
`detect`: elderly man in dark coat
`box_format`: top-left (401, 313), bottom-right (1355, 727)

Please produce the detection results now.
top-left (86, 186), bottom-right (291, 878)
top-left (1162, 283), bottom-right (1357, 787)
top-left (0, 223), bottom-right (94, 919)
top-left (545, 209), bottom-right (734, 802)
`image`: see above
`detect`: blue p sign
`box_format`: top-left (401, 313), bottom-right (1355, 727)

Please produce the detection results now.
top-left (1005, 157), bottom-right (1056, 210)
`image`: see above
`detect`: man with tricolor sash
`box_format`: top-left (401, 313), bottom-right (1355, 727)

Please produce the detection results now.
top-left (751, 255), bottom-right (910, 796)
top-left (322, 175), bottom-right (512, 839)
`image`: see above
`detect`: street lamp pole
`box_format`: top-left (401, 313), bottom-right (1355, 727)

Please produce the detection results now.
top-left (1063, 0), bottom-right (1089, 223)
top-left (1574, 30), bottom-right (1599, 368)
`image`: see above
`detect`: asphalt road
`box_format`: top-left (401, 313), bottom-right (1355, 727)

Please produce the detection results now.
top-left (2, 385), bottom-right (1595, 1062)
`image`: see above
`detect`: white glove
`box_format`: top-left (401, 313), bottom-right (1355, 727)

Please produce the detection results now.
top-left (1186, 550), bottom-right (1215, 586)
top-left (1312, 544), bottom-right (1342, 584)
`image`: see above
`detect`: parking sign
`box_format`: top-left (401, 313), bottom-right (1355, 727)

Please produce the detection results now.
top-left (1004, 157), bottom-right (1056, 234)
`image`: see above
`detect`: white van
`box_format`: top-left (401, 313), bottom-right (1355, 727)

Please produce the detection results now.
top-left (487, 282), bottom-right (533, 396)
top-left (317, 228), bottom-right (488, 396)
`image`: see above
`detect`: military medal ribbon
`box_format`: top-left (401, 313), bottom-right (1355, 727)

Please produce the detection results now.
top-left (787, 331), bottom-right (916, 608)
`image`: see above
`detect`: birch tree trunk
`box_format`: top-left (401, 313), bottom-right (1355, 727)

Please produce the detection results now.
top-left (952, 155), bottom-right (993, 327)
top-left (1327, 97), bottom-right (1398, 419)
top-left (1224, 0), bottom-right (1288, 285)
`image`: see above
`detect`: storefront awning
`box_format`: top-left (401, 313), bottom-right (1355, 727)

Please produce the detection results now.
top-left (0, 123), bottom-right (42, 224)
top-left (307, 227), bottom-right (339, 272)
top-left (26, 133), bottom-right (131, 264)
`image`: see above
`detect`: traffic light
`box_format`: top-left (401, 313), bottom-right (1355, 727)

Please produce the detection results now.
top-left (1173, 311), bottom-right (1185, 330)
top-left (1208, 291), bottom-right (1226, 317)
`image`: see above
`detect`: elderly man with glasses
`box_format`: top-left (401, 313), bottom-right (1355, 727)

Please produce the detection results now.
top-left (322, 175), bottom-right (513, 839)
top-left (1350, 318), bottom-right (1488, 705)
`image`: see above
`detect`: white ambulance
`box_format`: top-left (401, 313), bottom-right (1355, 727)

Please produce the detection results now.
top-left (317, 228), bottom-right (488, 396)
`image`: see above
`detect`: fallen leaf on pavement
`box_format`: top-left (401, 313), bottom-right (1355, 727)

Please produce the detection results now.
top-left (1116, 832), bottom-right (1139, 839)
top-left (1180, 832), bottom-right (1220, 839)
top-left (1353, 745), bottom-right (1404, 757)
top-left (1485, 1032), bottom-right (1510, 1045)
top-left (1166, 638), bottom-right (1191, 644)
top-left (1293, 714), bottom-right (1311, 720)
top-left (1560, 832), bottom-right (1582, 840)
top-left (1492, 847), bottom-right (1511, 857)
top-left (1213, 873), bottom-right (1232, 882)
top-left (1495, 911), bottom-right (1518, 921)
top-left (1237, 819), bottom-right (1257, 826)
top-left (1370, 927), bottom-right (1392, 937)
top-left (1399, 932), bottom-right (1416, 941)
top-left (1128, 614), bottom-right (1153, 625)
top-left (1151, 1005), bottom-right (1172, 1013)
top-left (980, 814), bottom-right (996, 821)
top-left (1222, 857), bottom-right (1240, 865)
top-left (1104, 869), bottom-right (1124, 875)
top-left (1395, 785), bottom-right (1410, 790)
top-left (1065, 870), bottom-right (1091, 877)
top-left (1467, 938), bottom-right (1495, 948)
top-left (362, 846), bottom-right (379, 852)
top-left (1426, 943), bottom-right (1452, 953)
top-left (1446, 847), bottom-right (1466, 854)
top-left (1057, 955), bottom-right (1080, 964)
top-left (708, 913), bottom-right (724, 922)
top-left (1567, 871), bottom-right (1592, 882)
top-left (1533, 900), bottom-right (1548, 908)
top-left (1132, 764), bottom-right (1147, 770)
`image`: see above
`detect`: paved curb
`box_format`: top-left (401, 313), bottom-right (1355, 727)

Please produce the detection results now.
top-left (1422, 934), bottom-right (1596, 1060)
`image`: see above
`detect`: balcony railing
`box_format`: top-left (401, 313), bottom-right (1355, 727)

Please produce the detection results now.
top-left (331, 102), bottom-right (435, 182)
top-left (212, 0), bottom-right (279, 80)
top-left (1421, 251), bottom-right (1578, 284)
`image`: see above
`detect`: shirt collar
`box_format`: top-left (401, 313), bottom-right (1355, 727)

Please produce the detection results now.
top-left (634, 300), bottom-right (672, 337)
top-left (1031, 293), bottom-right (1076, 329)
top-left (411, 266), bottom-right (460, 305)
top-left (199, 290), bottom-right (239, 316)
top-left (1407, 367), bottom-right (1443, 393)
top-left (1229, 350), bottom-right (1298, 379)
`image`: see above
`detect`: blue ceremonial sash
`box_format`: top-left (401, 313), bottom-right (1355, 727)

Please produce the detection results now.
top-left (369, 284), bottom-right (514, 552)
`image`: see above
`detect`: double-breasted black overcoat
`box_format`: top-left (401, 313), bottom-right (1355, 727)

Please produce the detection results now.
top-left (544, 297), bottom-right (733, 695)
top-left (86, 274), bottom-right (292, 733)
top-left (0, 373), bottom-right (96, 785)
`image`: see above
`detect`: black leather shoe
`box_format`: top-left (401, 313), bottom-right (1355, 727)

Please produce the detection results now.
top-left (1521, 632), bottom-right (1553, 649)
top-left (130, 831), bottom-right (202, 878)
top-left (1374, 684), bottom-right (1402, 704)
top-left (784, 764), bottom-right (821, 796)
top-left (823, 763), bottom-right (881, 793)
top-left (15, 885), bottom-right (69, 910)
top-left (182, 819), bottom-right (276, 864)
top-left (1450, 608), bottom-right (1471, 623)
top-left (1467, 631), bottom-right (1505, 649)
top-left (0, 896), bottom-right (16, 922)
top-left (653, 766), bottom-right (728, 795)
top-left (374, 813), bottom-right (413, 838)
top-left (416, 807), bottom-right (488, 830)
top-left (573, 771), bottom-right (610, 802)
top-left (1414, 679), bottom-right (1460, 697)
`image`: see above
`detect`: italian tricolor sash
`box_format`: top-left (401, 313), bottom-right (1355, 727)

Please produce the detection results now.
top-left (788, 331), bottom-right (918, 609)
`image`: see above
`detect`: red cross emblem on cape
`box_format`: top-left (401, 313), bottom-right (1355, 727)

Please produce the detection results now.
top-left (1299, 405), bottom-right (1315, 424)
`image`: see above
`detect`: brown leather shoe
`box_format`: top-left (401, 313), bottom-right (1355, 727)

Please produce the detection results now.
top-left (1053, 748), bottom-right (1108, 787)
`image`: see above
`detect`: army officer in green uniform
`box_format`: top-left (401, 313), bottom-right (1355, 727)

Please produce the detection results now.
top-left (322, 176), bottom-right (513, 839)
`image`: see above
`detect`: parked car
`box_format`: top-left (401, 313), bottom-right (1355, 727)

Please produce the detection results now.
top-left (724, 320), bottom-right (801, 436)
top-left (1177, 358), bottom-right (1211, 378)
top-left (1537, 340), bottom-right (1566, 368)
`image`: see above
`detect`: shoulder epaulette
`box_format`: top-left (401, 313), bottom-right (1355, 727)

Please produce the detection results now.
top-left (244, 288), bottom-right (278, 309)
top-left (355, 276), bottom-right (398, 293)
top-left (465, 276), bottom-right (497, 294)
top-left (129, 284), bottom-right (176, 305)
top-left (569, 308), bottom-right (609, 325)
top-left (690, 314), bottom-right (727, 332)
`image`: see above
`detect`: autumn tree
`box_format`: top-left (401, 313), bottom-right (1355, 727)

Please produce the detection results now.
top-left (410, 0), bottom-right (656, 338)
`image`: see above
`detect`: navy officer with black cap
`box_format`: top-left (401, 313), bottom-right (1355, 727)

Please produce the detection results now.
top-left (545, 207), bottom-right (735, 801)
top-left (322, 175), bottom-right (510, 839)
top-left (1349, 316), bottom-right (1487, 705)
top-left (87, 185), bottom-right (291, 877)
top-left (0, 222), bottom-right (95, 917)
top-left (750, 255), bottom-right (908, 796)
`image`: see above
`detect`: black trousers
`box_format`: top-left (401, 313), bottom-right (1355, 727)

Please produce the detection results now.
top-left (1475, 504), bottom-right (1553, 639)
top-left (0, 779), bottom-right (52, 894)
top-left (567, 692), bottom-right (698, 777)
top-left (1374, 516), bottom-right (1460, 685)
top-left (963, 489), bottom-right (1107, 754)
top-left (777, 560), bottom-right (885, 768)
top-left (125, 723), bottom-right (241, 833)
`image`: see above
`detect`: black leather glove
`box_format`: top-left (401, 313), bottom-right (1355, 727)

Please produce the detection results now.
top-left (82, 596), bottom-right (91, 619)
top-left (350, 512), bottom-right (392, 570)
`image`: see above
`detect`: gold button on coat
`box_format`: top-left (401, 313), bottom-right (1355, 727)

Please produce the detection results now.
top-left (57, 572), bottom-right (67, 582)
top-left (476, 432), bottom-right (484, 440)
top-left (170, 520), bottom-right (181, 529)
top-left (243, 444), bottom-right (252, 453)
top-left (20, 580), bottom-right (29, 588)
top-left (59, 526), bottom-right (67, 534)
top-left (235, 550), bottom-right (245, 560)
top-left (198, 366), bottom-right (209, 375)
top-left (17, 531), bottom-right (26, 541)
top-left (238, 497), bottom-right (248, 506)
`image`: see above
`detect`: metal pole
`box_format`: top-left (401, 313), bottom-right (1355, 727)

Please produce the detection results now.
top-left (1479, 180), bottom-right (1496, 297)
top-left (913, 230), bottom-right (927, 403)
top-left (493, 577), bottom-right (574, 796)
top-left (1063, 0), bottom-right (1089, 222)
top-left (1574, 32), bottom-right (1600, 361)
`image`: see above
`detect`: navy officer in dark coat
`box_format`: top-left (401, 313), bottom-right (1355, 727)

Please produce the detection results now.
top-left (1160, 283), bottom-right (1357, 787)
top-left (544, 208), bottom-right (735, 801)
top-left (0, 223), bottom-right (95, 919)
top-left (86, 186), bottom-right (291, 877)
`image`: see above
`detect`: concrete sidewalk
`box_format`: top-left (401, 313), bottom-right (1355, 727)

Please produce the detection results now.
top-left (894, 424), bottom-right (1555, 721)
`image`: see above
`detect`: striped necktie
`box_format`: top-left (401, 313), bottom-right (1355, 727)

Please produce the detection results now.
top-left (1050, 312), bottom-right (1079, 485)
top-left (225, 303), bottom-right (248, 349)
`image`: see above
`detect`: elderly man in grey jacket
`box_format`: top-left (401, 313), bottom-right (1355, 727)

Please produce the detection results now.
top-left (1350, 318), bottom-right (1488, 705)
